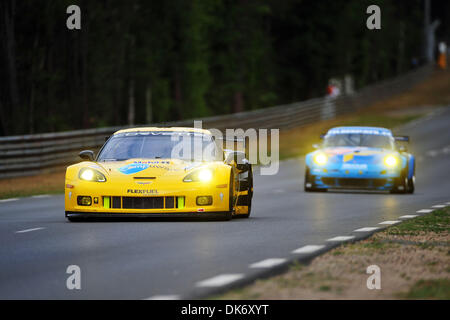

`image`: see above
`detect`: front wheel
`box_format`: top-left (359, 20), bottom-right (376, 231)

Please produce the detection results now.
top-left (304, 167), bottom-right (313, 192)
top-left (235, 166), bottom-right (253, 219)
top-left (304, 167), bottom-right (327, 192)
top-left (222, 172), bottom-right (234, 221)
top-left (406, 175), bottom-right (415, 194)
top-left (390, 172), bottom-right (408, 194)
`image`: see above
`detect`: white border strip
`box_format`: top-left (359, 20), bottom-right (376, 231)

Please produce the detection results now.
top-left (354, 227), bottom-right (380, 232)
top-left (15, 227), bottom-right (44, 234)
top-left (196, 274), bottom-right (244, 287)
top-left (326, 236), bottom-right (355, 242)
top-left (378, 220), bottom-right (401, 225)
top-left (417, 209), bottom-right (433, 213)
top-left (0, 198), bottom-right (19, 203)
top-left (399, 214), bottom-right (418, 219)
top-left (250, 258), bottom-right (286, 269)
top-left (292, 245), bottom-right (325, 254)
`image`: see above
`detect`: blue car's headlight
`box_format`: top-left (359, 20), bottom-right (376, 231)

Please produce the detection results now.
top-left (313, 152), bottom-right (328, 165)
top-left (383, 155), bottom-right (399, 167)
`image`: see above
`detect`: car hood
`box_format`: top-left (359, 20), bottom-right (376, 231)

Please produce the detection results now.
top-left (317, 147), bottom-right (398, 164)
top-left (95, 159), bottom-right (209, 179)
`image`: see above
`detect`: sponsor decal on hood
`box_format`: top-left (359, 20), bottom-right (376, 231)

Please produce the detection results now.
top-left (118, 163), bottom-right (150, 175)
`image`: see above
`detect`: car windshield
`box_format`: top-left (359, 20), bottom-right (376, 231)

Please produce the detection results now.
top-left (97, 131), bottom-right (222, 162)
top-left (323, 134), bottom-right (395, 149)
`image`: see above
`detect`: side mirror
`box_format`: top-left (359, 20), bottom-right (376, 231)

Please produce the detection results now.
top-left (394, 136), bottom-right (410, 142)
top-left (225, 151), bottom-right (249, 172)
top-left (79, 150), bottom-right (95, 161)
top-left (312, 143), bottom-right (321, 149)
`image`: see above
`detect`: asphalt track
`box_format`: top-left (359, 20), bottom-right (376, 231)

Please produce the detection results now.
top-left (0, 107), bottom-right (449, 299)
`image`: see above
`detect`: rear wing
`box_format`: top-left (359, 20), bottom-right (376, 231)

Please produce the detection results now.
top-left (394, 136), bottom-right (410, 142)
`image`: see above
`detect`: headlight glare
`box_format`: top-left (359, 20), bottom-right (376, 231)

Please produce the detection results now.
top-left (183, 168), bottom-right (214, 182)
top-left (313, 153), bottom-right (328, 165)
top-left (198, 169), bottom-right (213, 182)
top-left (79, 168), bottom-right (106, 182)
top-left (384, 155), bottom-right (398, 167)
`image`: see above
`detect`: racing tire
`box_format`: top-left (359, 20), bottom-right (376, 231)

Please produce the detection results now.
top-left (304, 167), bottom-right (313, 192)
top-left (304, 167), bottom-right (327, 192)
top-left (406, 162), bottom-right (415, 194)
top-left (223, 172), bottom-right (234, 221)
top-left (236, 166), bottom-right (253, 219)
top-left (390, 170), bottom-right (408, 194)
top-left (406, 175), bottom-right (415, 194)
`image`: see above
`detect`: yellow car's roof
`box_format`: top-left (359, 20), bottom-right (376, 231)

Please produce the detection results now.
top-left (114, 127), bottom-right (211, 135)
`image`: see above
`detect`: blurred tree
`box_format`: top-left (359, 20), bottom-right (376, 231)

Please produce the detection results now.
top-left (0, 0), bottom-right (434, 135)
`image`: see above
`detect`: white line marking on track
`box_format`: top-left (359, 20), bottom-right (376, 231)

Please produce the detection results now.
top-left (249, 258), bottom-right (286, 269)
top-left (416, 209), bottom-right (433, 213)
top-left (0, 198), bottom-right (19, 203)
top-left (31, 194), bottom-right (51, 198)
top-left (399, 215), bottom-right (418, 219)
top-left (145, 295), bottom-right (180, 300)
top-left (196, 274), bottom-right (244, 287)
top-left (426, 150), bottom-right (438, 157)
top-left (353, 227), bottom-right (380, 232)
top-left (292, 245), bottom-right (325, 254)
top-left (431, 205), bottom-right (446, 208)
top-left (15, 227), bottom-right (45, 234)
top-left (378, 220), bottom-right (401, 225)
top-left (326, 236), bottom-right (355, 242)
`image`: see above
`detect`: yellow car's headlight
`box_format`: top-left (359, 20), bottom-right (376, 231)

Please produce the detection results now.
top-left (183, 168), bottom-right (214, 182)
top-left (313, 153), bottom-right (328, 165)
top-left (384, 155), bottom-right (398, 167)
top-left (79, 168), bottom-right (107, 182)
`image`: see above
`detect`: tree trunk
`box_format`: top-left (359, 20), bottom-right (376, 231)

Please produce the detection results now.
top-left (0, 100), bottom-right (7, 135)
top-left (397, 21), bottom-right (405, 75)
top-left (127, 35), bottom-right (135, 126)
top-left (174, 70), bottom-right (183, 120)
top-left (145, 82), bottom-right (152, 124)
top-left (233, 91), bottom-right (244, 113)
top-left (81, 3), bottom-right (89, 128)
top-left (3, 0), bottom-right (20, 125)
top-left (28, 33), bottom-right (40, 134)
top-left (128, 79), bottom-right (135, 126)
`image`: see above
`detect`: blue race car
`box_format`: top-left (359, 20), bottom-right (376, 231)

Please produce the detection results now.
top-left (304, 126), bottom-right (415, 193)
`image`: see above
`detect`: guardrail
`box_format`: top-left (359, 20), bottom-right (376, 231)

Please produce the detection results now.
top-left (0, 65), bottom-right (433, 179)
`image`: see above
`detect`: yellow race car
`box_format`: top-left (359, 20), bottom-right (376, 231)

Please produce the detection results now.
top-left (65, 127), bottom-right (253, 221)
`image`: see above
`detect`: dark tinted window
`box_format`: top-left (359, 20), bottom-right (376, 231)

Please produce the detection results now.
top-left (323, 134), bottom-right (394, 149)
top-left (98, 132), bottom-right (220, 161)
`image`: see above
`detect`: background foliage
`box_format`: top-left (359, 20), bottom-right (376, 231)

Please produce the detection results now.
top-left (1, 0), bottom-right (448, 135)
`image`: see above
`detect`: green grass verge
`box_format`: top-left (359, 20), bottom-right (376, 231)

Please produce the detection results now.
top-left (386, 208), bottom-right (450, 235)
top-left (215, 207), bottom-right (450, 300)
top-left (401, 279), bottom-right (450, 299)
